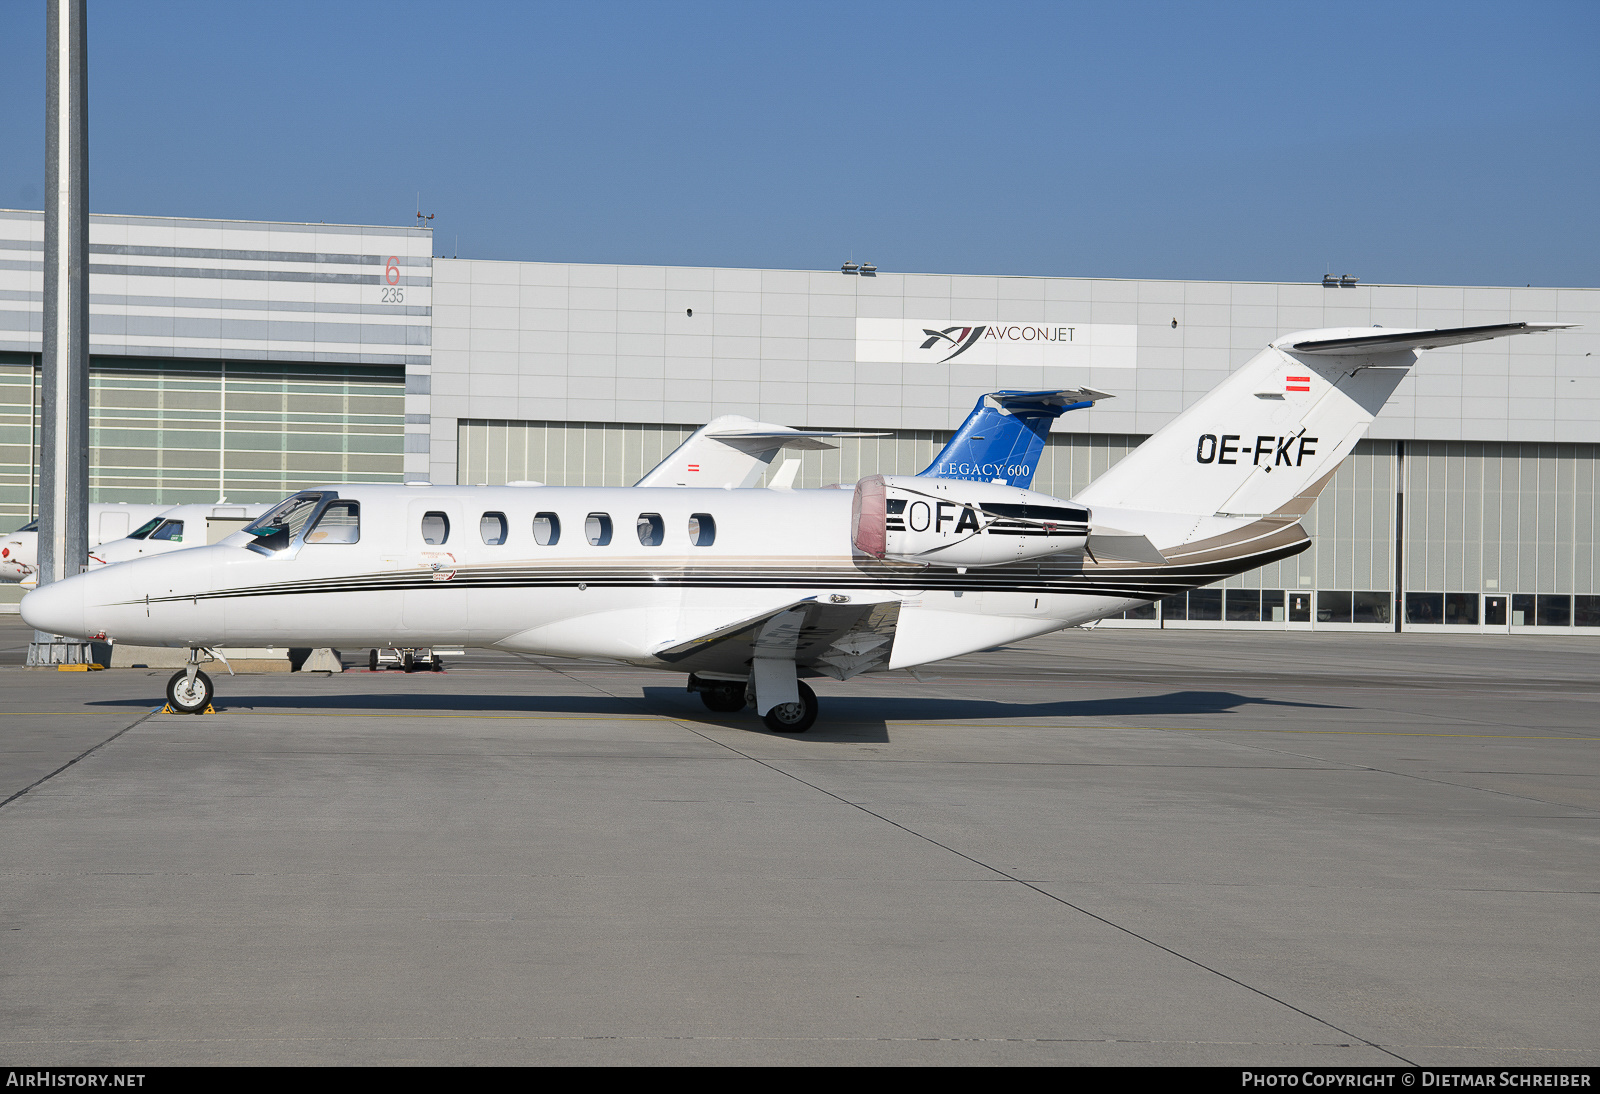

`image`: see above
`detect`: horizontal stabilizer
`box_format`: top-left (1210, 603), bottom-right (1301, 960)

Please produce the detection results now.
top-left (708, 428), bottom-right (888, 454)
top-left (1288, 322), bottom-right (1573, 356)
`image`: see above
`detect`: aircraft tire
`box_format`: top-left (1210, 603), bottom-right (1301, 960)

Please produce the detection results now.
top-left (700, 686), bottom-right (745, 713)
top-left (761, 680), bottom-right (817, 734)
top-left (368, 649), bottom-right (379, 672)
top-left (166, 669), bottom-right (213, 715)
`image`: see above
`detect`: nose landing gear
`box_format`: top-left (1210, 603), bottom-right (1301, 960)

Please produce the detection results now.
top-left (164, 648), bottom-right (229, 714)
top-left (166, 665), bottom-right (214, 714)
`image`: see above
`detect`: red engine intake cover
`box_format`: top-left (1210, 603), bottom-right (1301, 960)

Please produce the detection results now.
top-left (851, 475), bottom-right (886, 559)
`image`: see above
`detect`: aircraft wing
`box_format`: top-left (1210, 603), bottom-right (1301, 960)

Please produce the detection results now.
top-left (652, 596), bottom-right (901, 681)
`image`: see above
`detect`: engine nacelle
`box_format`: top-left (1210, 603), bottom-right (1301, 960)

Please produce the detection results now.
top-left (851, 475), bottom-right (1090, 568)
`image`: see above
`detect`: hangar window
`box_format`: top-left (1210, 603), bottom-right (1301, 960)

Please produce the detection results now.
top-left (480, 512), bottom-right (508, 545)
top-left (305, 501), bottom-right (360, 545)
top-left (148, 520), bottom-right (185, 542)
top-left (585, 512), bottom-right (612, 546)
top-left (1352, 592), bottom-right (1391, 624)
top-left (1316, 591), bottom-right (1351, 623)
top-left (1511, 593), bottom-right (1535, 625)
top-left (1406, 593), bottom-right (1444, 624)
top-left (1224, 589), bottom-right (1262, 622)
top-left (1445, 593), bottom-right (1478, 625)
top-left (688, 513), bottom-right (716, 546)
top-left (636, 513), bottom-right (665, 546)
top-left (533, 513), bottom-right (560, 546)
top-left (1536, 595), bottom-right (1571, 627)
top-left (421, 511), bottom-right (450, 545)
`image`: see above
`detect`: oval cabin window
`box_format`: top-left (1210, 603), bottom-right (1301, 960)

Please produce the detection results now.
top-left (480, 511), bottom-right (508, 545)
top-left (688, 513), bottom-right (716, 546)
top-left (585, 513), bottom-right (612, 546)
top-left (533, 513), bottom-right (560, 546)
top-left (636, 513), bottom-right (665, 546)
top-left (421, 511), bottom-right (449, 545)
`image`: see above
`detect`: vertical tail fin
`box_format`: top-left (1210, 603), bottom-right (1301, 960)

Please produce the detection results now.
top-left (634, 416), bottom-right (887, 489)
top-left (920, 388), bottom-right (1110, 489)
top-left (1076, 323), bottom-right (1571, 518)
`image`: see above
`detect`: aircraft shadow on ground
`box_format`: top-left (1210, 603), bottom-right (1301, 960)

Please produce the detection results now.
top-left (86, 687), bottom-right (1344, 744)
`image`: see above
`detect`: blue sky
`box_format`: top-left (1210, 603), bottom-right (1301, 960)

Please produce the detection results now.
top-left (2, 0), bottom-right (1596, 285)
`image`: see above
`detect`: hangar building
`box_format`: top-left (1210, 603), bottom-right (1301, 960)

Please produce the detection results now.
top-left (3, 208), bottom-right (1597, 632)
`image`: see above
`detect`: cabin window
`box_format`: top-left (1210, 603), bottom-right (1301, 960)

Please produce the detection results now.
top-left (585, 512), bottom-right (613, 546)
top-left (688, 513), bottom-right (716, 546)
top-left (480, 511), bottom-right (509, 545)
top-left (148, 520), bottom-right (185, 542)
top-left (305, 501), bottom-right (360, 545)
top-left (636, 513), bottom-right (665, 546)
top-left (533, 512), bottom-right (560, 546)
top-left (421, 511), bottom-right (450, 545)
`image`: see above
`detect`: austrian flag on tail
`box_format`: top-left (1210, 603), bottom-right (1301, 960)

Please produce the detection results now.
top-left (1286, 375), bottom-right (1311, 392)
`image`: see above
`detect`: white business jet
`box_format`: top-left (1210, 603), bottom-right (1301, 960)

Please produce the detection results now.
top-left (2, 503), bottom-right (172, 583)
top-left (21, 322), bottom-right (1569, 728)
top-left (88, 502), bottom-right (271, 567)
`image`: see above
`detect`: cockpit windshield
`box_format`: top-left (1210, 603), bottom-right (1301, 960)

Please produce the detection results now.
top-left (242, 493), bottom-right (326, 552)
top-left (128, 518), bottom-right (164, 540)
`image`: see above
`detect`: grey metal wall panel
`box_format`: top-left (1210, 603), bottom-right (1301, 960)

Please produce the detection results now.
top-left (1400, 440), bottom-right (1600, 597)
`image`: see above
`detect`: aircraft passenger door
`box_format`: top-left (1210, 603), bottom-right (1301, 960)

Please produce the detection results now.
top-left (97, 511), bottom-right (129, 543)
top-left (402, 499), bottom-right (468, 638)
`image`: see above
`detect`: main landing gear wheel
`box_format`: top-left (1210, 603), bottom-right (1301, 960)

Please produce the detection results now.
top-left (166, 669), bottom-right (213, 714)
top-left (700, 686), bottom-right (746, 713)
top-left (761, 680), bottom-right (818, 734)
top-left (369, 648), bottom-right (379, 672)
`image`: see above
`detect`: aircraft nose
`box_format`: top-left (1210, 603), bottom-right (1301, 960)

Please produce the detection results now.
top-left (20, 577), bottom-right (86, 639)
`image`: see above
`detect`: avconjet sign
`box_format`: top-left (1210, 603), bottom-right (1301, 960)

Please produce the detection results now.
top-left (855, 318), bottom-right (1137, 369)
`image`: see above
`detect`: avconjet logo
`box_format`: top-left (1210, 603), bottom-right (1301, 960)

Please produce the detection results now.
top-left (920, 326), bottom-right (987, 362)
top-left (919, 324), bottom-right (1079, 362)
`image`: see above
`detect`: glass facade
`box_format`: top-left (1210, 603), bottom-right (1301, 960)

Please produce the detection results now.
top-left (0, 354), bottom-right (404, 531)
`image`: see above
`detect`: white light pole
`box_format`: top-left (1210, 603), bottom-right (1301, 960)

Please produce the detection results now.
top-left (28, 0), bottom-right (91, 667)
